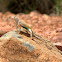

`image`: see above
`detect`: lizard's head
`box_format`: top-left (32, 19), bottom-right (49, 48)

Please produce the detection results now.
top-left (8, 16), bottom-right (19, 23)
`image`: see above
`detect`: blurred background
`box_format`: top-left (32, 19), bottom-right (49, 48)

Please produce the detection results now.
top-left (0, 0), bottom-right (62, 15)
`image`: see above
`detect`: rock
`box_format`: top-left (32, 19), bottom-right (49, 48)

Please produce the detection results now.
top-left (53, 42), bottom-right (62, 51)
top-left (0, 30), bottom-right (62, 62)
top-left (56, 46), bottom-right (62, 51)
top-left (52, 32), bottom-right (62, 43)
top-left (0, 30), bottom-right (6, 37)
top-left (0, 58), bottom-right (7, 62)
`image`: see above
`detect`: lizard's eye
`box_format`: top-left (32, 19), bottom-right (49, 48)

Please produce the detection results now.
top-left (19, 22), bottom-right (21, 24)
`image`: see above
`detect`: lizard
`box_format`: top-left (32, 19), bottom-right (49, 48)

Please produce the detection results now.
top-left (8, 16), bottom-right (49, 42)
top-left (8, 16), bottom-right (33, 39)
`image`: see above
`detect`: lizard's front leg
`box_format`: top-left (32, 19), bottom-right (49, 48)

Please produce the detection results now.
top-left (16, 25), bottom-right (18, 31)
top-left (16, 24), bottom-right (21, 34)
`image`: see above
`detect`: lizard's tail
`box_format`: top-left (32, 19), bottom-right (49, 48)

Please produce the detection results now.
top-left (32, 32), bottom-right (45, 41)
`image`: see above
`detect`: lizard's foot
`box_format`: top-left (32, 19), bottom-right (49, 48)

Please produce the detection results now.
top-left (15, 29), bottom-right (20, 34)
top-left (31, 37), bottom-right (33, 40)
top-left (32, 38), bottom-right (33, 40)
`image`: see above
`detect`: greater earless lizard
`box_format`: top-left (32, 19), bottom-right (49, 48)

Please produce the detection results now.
top-left (8, 16), bottom-right (49, 41)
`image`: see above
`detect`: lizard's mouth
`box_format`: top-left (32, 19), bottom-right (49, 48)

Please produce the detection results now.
top-left (8, 17), bottom-right (15, 22)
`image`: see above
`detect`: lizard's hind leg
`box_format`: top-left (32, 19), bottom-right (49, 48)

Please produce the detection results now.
top-left (29, 29), bottom-right (33, 40)
top-left (31, 31), bottom-right (33, 40)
